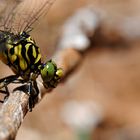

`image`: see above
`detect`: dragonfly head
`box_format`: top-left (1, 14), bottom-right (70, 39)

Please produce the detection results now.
top-left (40, 60), bottom-right (63, 88)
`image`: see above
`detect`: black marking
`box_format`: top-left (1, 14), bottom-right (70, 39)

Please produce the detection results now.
top-left (9, 47), bottom-right (14, 55)
top-left (21, 42), bottom-right (30, 70)
top-left (28, 44), bottom-right (35, 65)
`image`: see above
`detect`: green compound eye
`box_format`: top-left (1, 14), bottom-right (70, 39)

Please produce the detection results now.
top-left (40, 60), bottom-right (63, 88)
top-left (41, 61), bottom-right (55, 82)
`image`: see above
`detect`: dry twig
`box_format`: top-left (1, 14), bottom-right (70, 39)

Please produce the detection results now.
top-left (0, 48), bottom-right (82, 140)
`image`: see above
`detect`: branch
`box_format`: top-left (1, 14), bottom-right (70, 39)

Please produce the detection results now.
top-left (0, 48), bottom-right (82, 140)
top-left (0, 7), bottom-right (100, 140)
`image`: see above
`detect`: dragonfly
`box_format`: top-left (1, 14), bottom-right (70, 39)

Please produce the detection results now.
top-left (0, 0), bottom-right (63, 111)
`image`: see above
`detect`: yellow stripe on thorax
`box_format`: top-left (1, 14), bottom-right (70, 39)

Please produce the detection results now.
top-left (26, 36), bottom-right (34, 44)
top-left (32, 45), bottom-right (37, 58)
top-left (25, 43), bottom-right (31, 63)
top-left (35, 48), bottom-right (41, 64)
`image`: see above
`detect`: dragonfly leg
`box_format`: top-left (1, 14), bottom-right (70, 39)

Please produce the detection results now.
top-left (0, 75), bottom-right (19, 103)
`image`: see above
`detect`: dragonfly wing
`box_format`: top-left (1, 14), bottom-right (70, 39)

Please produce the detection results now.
top-left (0, 0), bottom-right (55, 33)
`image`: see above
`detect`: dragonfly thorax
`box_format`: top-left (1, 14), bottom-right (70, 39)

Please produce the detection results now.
top-left (0, 31), bottom-right (41, 80)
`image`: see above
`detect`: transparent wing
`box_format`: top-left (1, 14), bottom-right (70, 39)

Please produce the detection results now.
top-left (0, 0), bottom-right (23, 31)
top-left (0, 0), bottom-right (55, 33)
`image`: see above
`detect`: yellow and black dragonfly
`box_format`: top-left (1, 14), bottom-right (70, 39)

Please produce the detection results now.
top-left (0, 0), bottom-right (63, 111)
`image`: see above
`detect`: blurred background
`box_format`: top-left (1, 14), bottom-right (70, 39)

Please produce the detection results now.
top-left (1, 0), bottom-right (140, 139)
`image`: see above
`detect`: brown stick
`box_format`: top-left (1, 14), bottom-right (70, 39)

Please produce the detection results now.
top-left (0, 48), bottom-right (82, 140)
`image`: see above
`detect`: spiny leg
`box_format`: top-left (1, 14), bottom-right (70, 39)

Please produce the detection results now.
top-left (28, 80), bottom-right (39, 111)
top-left (0, 75), bottom-right (19, 88)
top-left (3, 84), bottom-right (10, 102)
top-left (11, 79), bottom-right (25, 84)
top-left (0, 75), bottom-right (19, 103)
top-left (0, 86), bottom-right (9, 103)
top-left (28, 81), bottom-right (34, 111)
